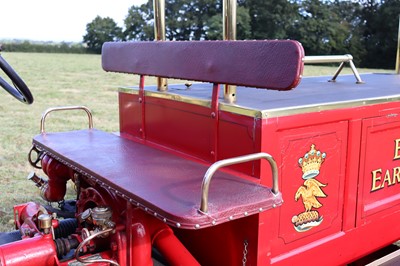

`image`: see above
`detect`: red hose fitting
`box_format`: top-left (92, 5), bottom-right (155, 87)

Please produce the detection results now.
top-left (130, 208), bottom-right (200, 266)
top-left (40, 155), bottom-right (71, 202)
top-left (14, 202), bottom-right (45, 238)
top-left (0, 234), bottom-right (58, 265)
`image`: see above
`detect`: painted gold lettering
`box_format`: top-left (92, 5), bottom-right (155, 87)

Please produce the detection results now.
top-left (371, 169), bottom-right (383, 192)
top-left (383, 169), bottom-right (393, 186)
top-left (393, 167), bottom-right (400, 184)
top-left (394, 139), bottom-right (400, 160)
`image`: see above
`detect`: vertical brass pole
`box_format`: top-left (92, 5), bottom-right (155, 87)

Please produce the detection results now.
top-left (223, 0), bottom-right (236, 40)
top-left (223, 0), bottom-right (237, 103)
top-left (396, 15), bottom-right (400, 74)
top-left (153, 0), bottom-right (168, 91)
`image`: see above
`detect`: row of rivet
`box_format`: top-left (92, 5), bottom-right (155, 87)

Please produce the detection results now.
top-left (39, 146), bottom-right (279, 230)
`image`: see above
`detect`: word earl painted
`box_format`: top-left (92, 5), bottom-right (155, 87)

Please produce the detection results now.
top-left (371, 139), bottom-right (400, 192)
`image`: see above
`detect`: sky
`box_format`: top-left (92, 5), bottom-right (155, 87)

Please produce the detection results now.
top-left (0, 0), bottom-right (148, 43)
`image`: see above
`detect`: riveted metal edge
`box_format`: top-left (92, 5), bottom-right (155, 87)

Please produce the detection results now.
top-left (33, 143), bottom-right (283, 229)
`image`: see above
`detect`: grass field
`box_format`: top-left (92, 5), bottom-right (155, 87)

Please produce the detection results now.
top-left (0, 52), bottom-right (394, 231)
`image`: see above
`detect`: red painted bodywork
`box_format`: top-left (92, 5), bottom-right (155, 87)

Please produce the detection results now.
top-left (0, 235), bottom-right (58, 265)
top-left (117, 89), bottom-right (400, 265)
top-left (119, 93), bottom-right (261, 175)
top-left (41, 155), bottom-right (71, 202)
top-left (2, 39), bottom-right (400, 265)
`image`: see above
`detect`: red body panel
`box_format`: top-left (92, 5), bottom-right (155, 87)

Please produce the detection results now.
top-left (117, 90), bottom-right (400, 265)
top-left (260, 102), bottom-right (400, 264)
top-left (358, 115), bottom-right (400, 224)
top-left (0, 235), bottom-right (58, 265)
top-left (119, 91), bottom-right (261, 175)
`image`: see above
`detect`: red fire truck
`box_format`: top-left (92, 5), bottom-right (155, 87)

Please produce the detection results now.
top-left (0, 1), bottom-right (400, 265)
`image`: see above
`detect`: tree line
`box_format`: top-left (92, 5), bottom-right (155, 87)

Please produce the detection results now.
top-left (83, 0), bottom-right (400, 69)
top-left (1, 41), bottom-right (89, 54)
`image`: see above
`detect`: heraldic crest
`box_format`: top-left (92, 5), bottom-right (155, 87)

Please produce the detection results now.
top-left (292, 144), bottom-right (327, 232)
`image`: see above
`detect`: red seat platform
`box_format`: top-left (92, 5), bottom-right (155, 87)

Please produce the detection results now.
top-left (33, 129), bottom-right (282, 229)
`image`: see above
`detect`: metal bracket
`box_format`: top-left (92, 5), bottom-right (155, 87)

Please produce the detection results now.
top-left (303, 54), bottom-right (364, 84)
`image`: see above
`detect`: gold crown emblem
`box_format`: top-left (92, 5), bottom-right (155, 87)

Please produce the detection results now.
top-left (298, 144), bottom-right (326, 179)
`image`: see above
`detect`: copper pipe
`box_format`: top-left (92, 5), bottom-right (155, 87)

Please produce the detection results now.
top-left (153, 0), bottom-right (168, 91)
top-left (223, 0), bottom-right (237, 103)
top-left (75, 228), bottom-right (119, 266)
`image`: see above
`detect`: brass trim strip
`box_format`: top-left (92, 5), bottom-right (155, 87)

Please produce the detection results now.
top-left (145, 90), bottom-right (211, 108)
top-left (119, 86), bottom-right (211, 108)
top-left (219, 104), bottom-right (263, 118)
top-left (259, 95), bottom-right (400, 118)
top-left (119, 87), bottom-right (400, 119)
top-left (119, 87), bottom-right (139, 95)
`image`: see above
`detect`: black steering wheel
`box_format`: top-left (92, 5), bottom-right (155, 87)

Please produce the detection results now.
top-left (0, 54), bottom-right (33, 104)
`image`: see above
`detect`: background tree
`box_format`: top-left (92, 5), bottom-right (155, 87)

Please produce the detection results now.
top-left (83, 16), bottom-right (123, 53)
top-left (204, 5), bottom-right (251, 40)
top-left (82, 0), bottom-right (400, 69)
top-left (359, 0), bottom-right (400, 68)
top-left (330, 0), bottom-right (366, 64)
top-left (246, 0), bottom-right (299, 39)
top-left (123, 0), bottom-right (250, 41)
top-left (165, 0), bottom-right (215, 40)
top-left (124, 1), bottom-right (154, 40)
top-left (290, 0), bottom-right (352, 55)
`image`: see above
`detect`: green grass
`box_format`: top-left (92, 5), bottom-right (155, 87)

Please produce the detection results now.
top-left (0, 52), bottom-right (394, 231)
top-left (0, 52), bottom-right (139, 231)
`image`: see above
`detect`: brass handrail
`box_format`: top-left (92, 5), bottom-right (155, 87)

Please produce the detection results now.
top-left (199, 152), bottom-right (279, 213)
top-left (303, 54), bottom-right (364, 84)
top-left (40, 106), bottom-right (93, 134)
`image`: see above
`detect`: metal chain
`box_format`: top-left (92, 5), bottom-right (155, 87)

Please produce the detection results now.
top-left (242, 240), bottom-right (248, 266)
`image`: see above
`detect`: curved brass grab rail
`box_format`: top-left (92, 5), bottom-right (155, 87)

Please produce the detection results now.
top-left (303, 54), bottom-right (353, 64)
top-left (200, 152), bottom-right (279, 213)
top-left (303, 54), bottom-right (364, 84)
top-left (40, 106), bottom-right (93, 134)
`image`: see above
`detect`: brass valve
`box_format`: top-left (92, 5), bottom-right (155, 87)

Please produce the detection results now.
top-left (38, 213), bottom-right (52, 235)
top-left (27, 172), bottom-right (47, 188)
